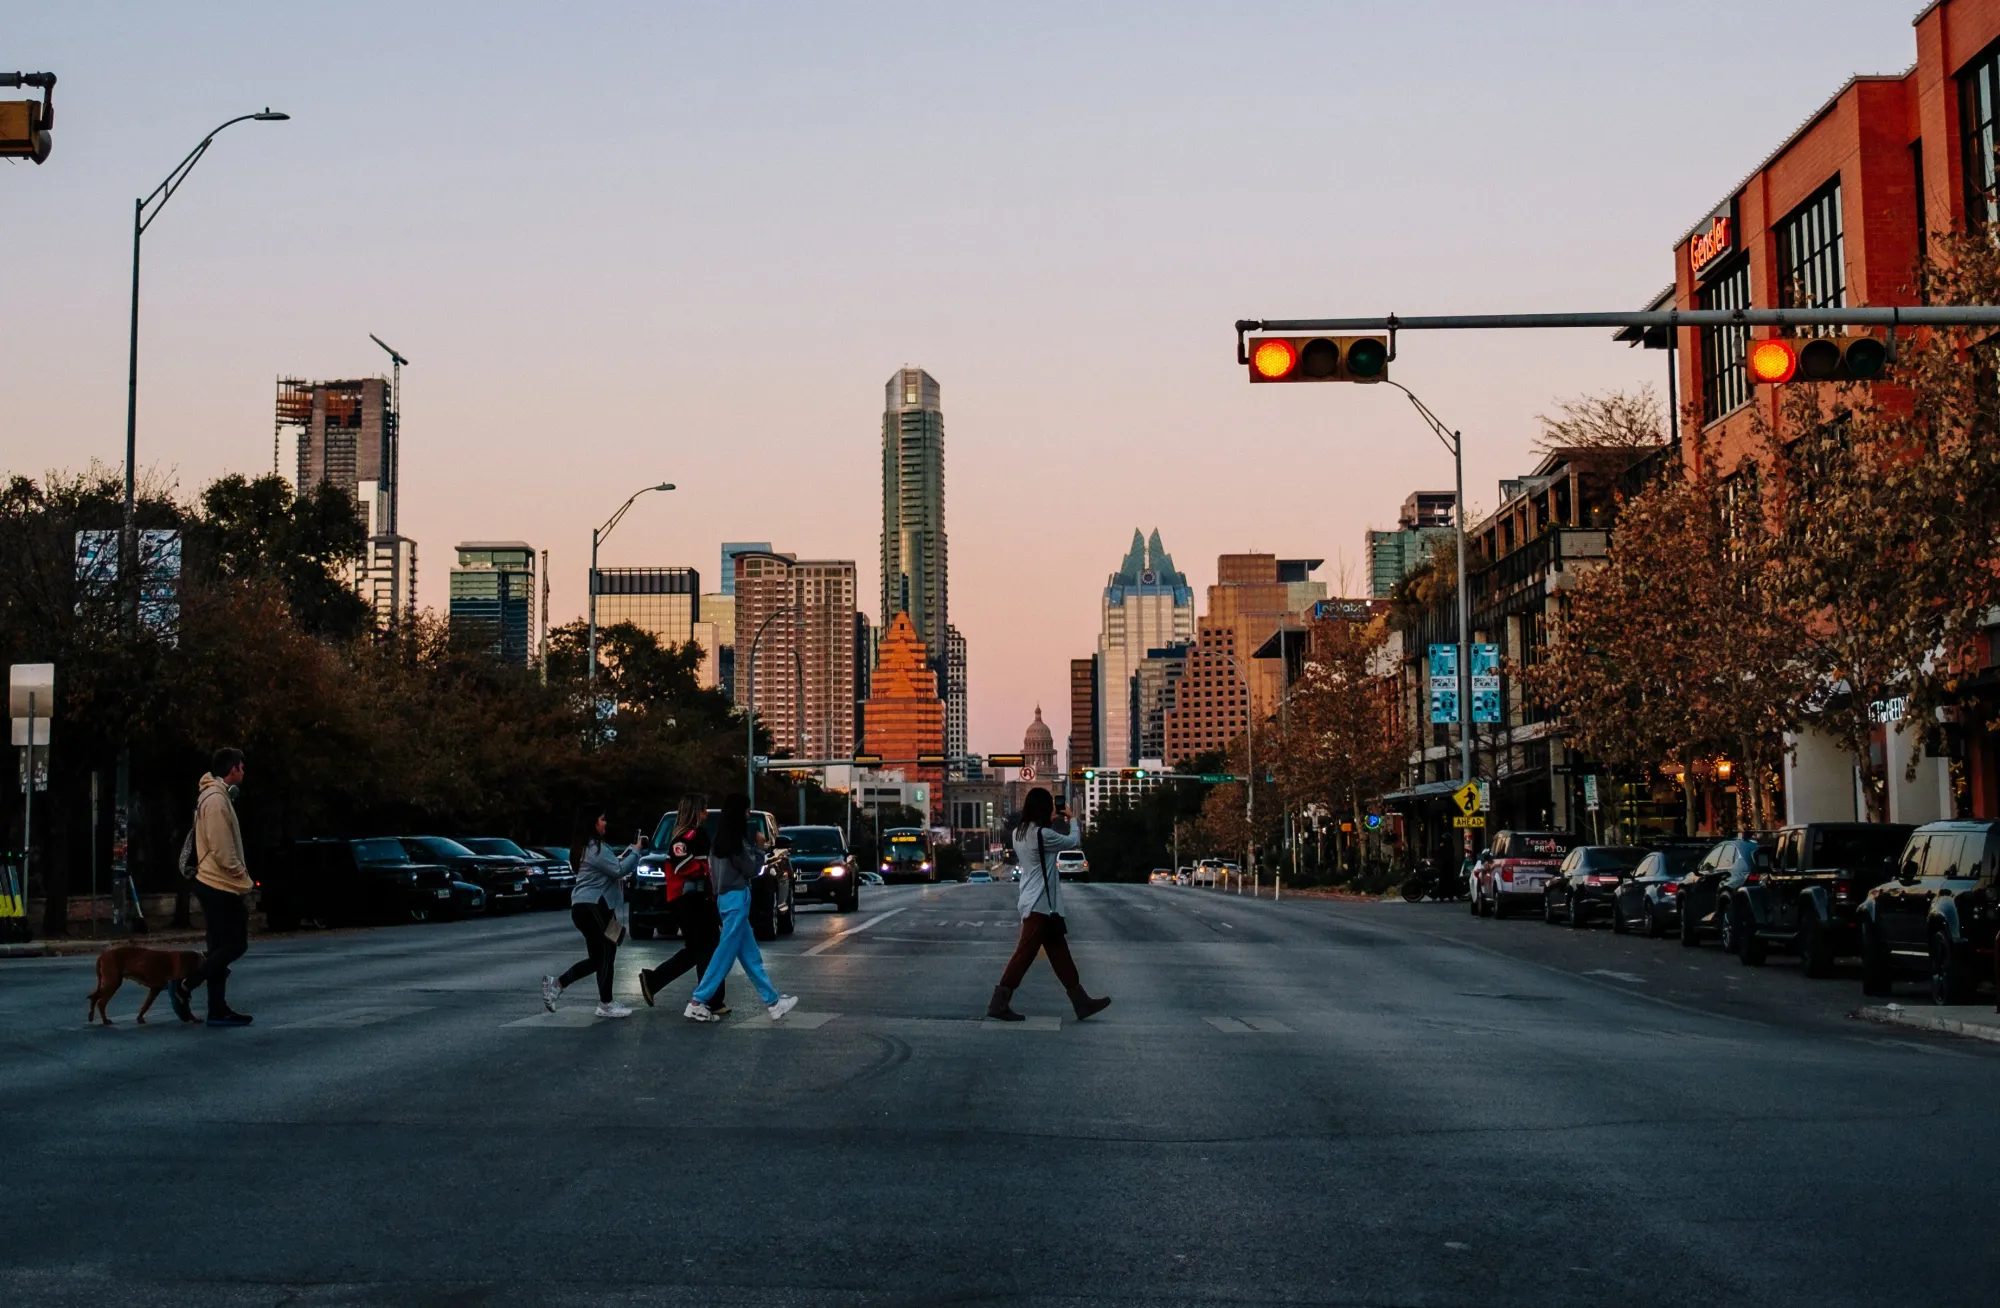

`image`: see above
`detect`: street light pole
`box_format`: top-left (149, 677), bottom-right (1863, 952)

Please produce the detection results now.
top-left (744, 604), bottom-right (798, 809)
top-left (1225, 652), bottom-right (1255, 896)
top-left (114, 108), bottom-right (287, 933)
top-left (586, 482), bottom-right (675, 731)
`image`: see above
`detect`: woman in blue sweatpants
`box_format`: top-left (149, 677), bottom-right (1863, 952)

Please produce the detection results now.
top-left (685, 792), bottom-right (797, 1023)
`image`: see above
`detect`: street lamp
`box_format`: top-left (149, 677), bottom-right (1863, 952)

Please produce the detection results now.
top-left (1378, 380), bottom-right (1475, 806)
top-left (586, 482), bottom-right (675, 690)
top-left (744, 604), bottom-right (799, 809)
top-left (114, 107), bottom-right (287, 931)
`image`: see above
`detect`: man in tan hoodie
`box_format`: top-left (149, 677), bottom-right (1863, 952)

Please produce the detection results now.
top-left (169, 748), bottom-right (255, 1027)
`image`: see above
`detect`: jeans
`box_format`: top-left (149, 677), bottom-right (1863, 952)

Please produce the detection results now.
top-left (189, 882), bottom-right (250, 1015)
top-left (692, 889), bottom-right (778, 1006)
top-left (640, 893), bottom-right (723, 1004)
top-left (999, 911), bottom-right (1080, 990)
top-left (559, 901), bottom-right (618, 1003)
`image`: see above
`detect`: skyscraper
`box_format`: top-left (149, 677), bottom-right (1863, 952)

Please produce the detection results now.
top-left (733, 551), bottom-right (858, 761)
top-left (1069, 656), bottom-right (1098, 773)
top-left (594, 566), bottom-right (700, 650)
top-left (862, 612), bottom-right (946, 820)
top-left (449, 542), bottom-right (535, 666)
top-left (719, 543), bottom-right (771, 598)
top-left (1095, 529), bottom-right (1194, 767)
top-left (881, 368), bottom-right (948, 668)
top-left (278, 375), bottom-right (416, 626)
top-left (945, 625), bottom-right (967, 776)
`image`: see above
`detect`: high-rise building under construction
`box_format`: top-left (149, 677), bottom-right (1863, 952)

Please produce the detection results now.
top-left (277, 375), bottom-right (416, 627)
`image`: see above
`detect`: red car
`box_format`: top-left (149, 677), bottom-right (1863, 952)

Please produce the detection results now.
top-left (1472, 830), bottom-right (1580, 919)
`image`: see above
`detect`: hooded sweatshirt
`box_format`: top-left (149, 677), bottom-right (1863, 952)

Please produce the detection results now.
top-left (194, 773), bottom-right (252, 894)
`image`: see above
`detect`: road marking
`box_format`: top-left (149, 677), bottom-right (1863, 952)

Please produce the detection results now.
top-left (983, 1015), bottom-right (1060, 1031)
top-left (804, 906), bottom-right (908, 956)
top-left (502, 1009), bottom-right (602, 1028)
top-left (1583, 969), bottom-right (1647, 984)
top-left (272, 1006), bottom-right (429, 1030)
top-left (1240, 1017), bottom-right (1294, 1033)
top-left (727, 1010), bottom-right (840, 1031)
top-left (1203, 1016), bottom-right (1253, 1033)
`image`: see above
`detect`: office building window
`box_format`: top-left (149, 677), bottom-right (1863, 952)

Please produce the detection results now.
top-left (1962, 40), bottom-right (2000, 227)
top-left (1699, 258), bottom-right (1751, 424)
top-left (1776, 179), bottom-right (1845, 314)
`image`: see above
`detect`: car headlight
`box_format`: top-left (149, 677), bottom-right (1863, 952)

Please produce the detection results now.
top-left (920, 861), bottom-right (931, 871)
top-left (637, 867), bottom-right (666, 880)
top-left (826, 867), bottom-right (846, 876)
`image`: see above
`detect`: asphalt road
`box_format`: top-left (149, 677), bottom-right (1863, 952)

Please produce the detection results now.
top-left (3, 880), bottom-right (1995, 1308)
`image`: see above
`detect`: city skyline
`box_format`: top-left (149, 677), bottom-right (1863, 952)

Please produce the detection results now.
top-left (3, 3), bottom-right (1920, 751)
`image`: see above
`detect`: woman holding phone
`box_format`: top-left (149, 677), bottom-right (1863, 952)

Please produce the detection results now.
top-left (987, 786), bottom-right (1111, 1022)
top-left (542, 807), bottom-right (641, 1018)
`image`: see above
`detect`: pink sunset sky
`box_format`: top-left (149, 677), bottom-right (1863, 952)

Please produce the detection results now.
top-left (5, 2), bottom-right (1917, 751)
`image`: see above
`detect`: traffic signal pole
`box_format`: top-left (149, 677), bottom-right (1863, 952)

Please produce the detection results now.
top-left (1239, 306), bottom-right (2000, 334)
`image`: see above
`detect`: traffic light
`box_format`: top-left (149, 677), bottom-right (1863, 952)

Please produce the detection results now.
top-left (986, 753), bottom-right (1025, 768)
top-left (1746, 335), bottom-right (1888, 385)
top-left (1082, 769), bottom-right (1096, 781)
top-left (0, 73), bottom-right (55, 164)
top-left (1246, 335), bottom-right (1389, 384)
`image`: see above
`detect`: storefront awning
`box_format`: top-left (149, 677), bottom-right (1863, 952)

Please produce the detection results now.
top-left (1376, 779), bottom-right (1464, 804)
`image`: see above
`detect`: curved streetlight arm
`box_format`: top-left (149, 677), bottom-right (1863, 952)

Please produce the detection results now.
top-left (1379, 379), bottom-right (1460, 462)
top-left (138, 111), bottom-right (287, 236)
top-left (597, 481), bottom-right (673, 542)
top-left (586, 481), bottom-right (675, 694)
top-left (745, 605), bottom-right (800, 806)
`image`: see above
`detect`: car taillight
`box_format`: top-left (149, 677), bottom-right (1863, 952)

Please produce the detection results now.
top-left (1745, 872), bottom-right (1762, 885)
top-left (1833, 880), bottom-right (1851, 900)
top-left (1661, 883), bottom-right (1678, 895)
top-left (1586, 875), bottom-right (1619, 885)
top-left (1500, 868), bottom-right (1514, 883)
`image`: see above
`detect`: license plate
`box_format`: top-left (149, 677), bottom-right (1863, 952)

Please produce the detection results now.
top-left (435, 889), bottom-right (450, 898)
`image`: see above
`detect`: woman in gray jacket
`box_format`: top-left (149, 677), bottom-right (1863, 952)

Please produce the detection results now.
top-left (542, 808), bottom-right (641, 1018)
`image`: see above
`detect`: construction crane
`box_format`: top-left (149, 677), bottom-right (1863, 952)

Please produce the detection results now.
top-left (369, 334), bottom-right (408, 534)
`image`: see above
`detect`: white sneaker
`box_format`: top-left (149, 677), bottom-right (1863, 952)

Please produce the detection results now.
top-left (594, 1002), bottom-right (632, 1019)
top-left (768, 994), bottom-right (799, 1021)
top-left (541, 975), bottom-right (560, 1012)
top-left (684, 1000), bottom-right (717, 1022)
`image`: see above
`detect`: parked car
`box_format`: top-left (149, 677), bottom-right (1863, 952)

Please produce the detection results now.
top-left (781, 824), bottom-right (859, 913)
top-left (1473, 830), bottom-right (1578, 918)
top-left (635, 807), bottom-right (794, 941)
top-left (1676, 836), bottom-right (1776, 951)
top-left (448, 878), bottom-right (487, 917)
top-left (1608, 845), bottom-right (1709, 937)
top-left (263, 838), bottom-right (456, 930)
top-left (461, 837), bottom-right (574, 910)
top-left (1858, 819), bottom-right (2000, 1003)
top-left (1192, 860), bottom-right (1222, 887)
top-left (1055, 849), bottom-right (1089, 881)
top-left (1732, 822), bottom-right (1913, 973)
top-left (397, 837), bottom-right (532, 914)
top-left (1542, 845), bottom-right (1647, 927)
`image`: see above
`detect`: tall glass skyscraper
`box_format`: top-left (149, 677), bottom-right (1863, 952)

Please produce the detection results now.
top-left (1096, 529), bottom-right (1194, 767)
top-left (881, 368), bottom-right (948, 666)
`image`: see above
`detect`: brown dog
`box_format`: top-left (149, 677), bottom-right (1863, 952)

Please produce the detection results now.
top-left (87, 946), bottom-right (204, 1025)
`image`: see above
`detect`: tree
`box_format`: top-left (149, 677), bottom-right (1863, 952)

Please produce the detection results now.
top-left (1532, 387), bottom-right (1665, 456)
top-left (1519, 456), bottom-right (1800, 833)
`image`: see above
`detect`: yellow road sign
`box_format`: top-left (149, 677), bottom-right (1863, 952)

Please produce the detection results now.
top-left (1452, 782), bottom-right (1481, 816)
top-left (1452, 814), bottom-right (1486, 829)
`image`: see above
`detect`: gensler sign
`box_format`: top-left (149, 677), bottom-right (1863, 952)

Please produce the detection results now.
top-left (1689, 204), bottom-right (1736, 277)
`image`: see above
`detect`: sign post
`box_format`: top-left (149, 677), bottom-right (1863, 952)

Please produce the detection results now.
top-left (9, 663), bottom-right (55, 938)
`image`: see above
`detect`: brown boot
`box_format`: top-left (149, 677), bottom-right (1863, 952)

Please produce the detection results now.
top-left (1066, 986), bottom-right (1111, 1020)
top-left (986, 985), bottom-right (1025, 1021)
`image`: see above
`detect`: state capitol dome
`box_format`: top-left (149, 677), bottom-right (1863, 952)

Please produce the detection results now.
top-left (1021, 706), bottom-right (1058, 781)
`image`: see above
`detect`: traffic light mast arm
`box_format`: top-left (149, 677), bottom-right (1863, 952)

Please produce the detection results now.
top-left (1237, 306), bottom-right (2000, 333)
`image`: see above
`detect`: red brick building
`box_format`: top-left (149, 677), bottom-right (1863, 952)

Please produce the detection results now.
top-left (1664, 0), bottom-right (2000, 821)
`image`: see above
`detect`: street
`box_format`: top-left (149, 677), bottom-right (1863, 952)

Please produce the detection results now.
top-left (3, 881), bottom-right (1994, 1307)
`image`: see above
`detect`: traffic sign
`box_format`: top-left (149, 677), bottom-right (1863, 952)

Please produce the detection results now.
top-left (1452, 815), bottom-right (1486, 829)
top-left (1451, 781), bottom-right (1481, 816)
top-left (1363, 813), bottom-right (1383, 830)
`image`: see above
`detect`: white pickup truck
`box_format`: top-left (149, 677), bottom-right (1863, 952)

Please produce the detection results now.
top-left (1472, 830), bottom-right (1579, 919)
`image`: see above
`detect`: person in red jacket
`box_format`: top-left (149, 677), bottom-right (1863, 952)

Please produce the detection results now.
top-left (638, 794), bottom-right (726, 1014)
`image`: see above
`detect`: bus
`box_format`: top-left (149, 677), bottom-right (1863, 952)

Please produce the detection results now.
top-left (878, 827), bottom-right (935, 883)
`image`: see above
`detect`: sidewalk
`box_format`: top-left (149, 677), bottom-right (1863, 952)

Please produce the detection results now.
top-left (2, 929), bottom-right (210, 959)
top-left (1855, 1003), bottom-right (2000, 1045)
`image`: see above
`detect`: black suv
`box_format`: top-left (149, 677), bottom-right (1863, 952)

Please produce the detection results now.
top-left (632, 808), bottom-right (794, 941)
top-left (1542, 845), bottom-right (1647, 928)
top-left (462, 837), bottom-right (573, 910)
top-left (1858, 820), bottom-right (2000, 1004)
top-left (781, 825), bottom-right (859, 914)
top-left (1732, 822), bottom-right (1912, 974)
top-left (1677, 836), bottom-right (1776, 951)
top-left (400, 836), bottom-right (532, 914)
top-left (264, 838), bottom-right (456, 929)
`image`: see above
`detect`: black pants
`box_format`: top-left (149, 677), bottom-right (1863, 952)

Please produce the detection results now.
top-left (559, 901), bottom-right (618, 1003)
top-left (641, 894), bottom-right (724, 1004)
top-left (190, 882), bottom-right (250, 1015)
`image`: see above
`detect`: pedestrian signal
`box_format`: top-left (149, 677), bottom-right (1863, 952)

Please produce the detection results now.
top-left (1247, 335), bottom-right (1388, 384)
top-left (1746, 336), bottom-right (1887, 385)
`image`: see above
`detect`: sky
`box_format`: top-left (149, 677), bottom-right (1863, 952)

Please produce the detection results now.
top-left (4, 1), bottom-right (1926, 753)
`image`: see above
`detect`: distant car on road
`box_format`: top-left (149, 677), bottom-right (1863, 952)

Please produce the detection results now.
top-left (400, 837), bottom-right (532, 914)
top-left (1149, 869), bottom-right (1172, 885)
top-left (1608, 845), bottom-right (1709, 937)
top-left (968, 869), bottom-right (994, 883)
top-left (1542, 845), bottom-right (1647, 927)
top-left (1473, 830), bottom-right (1578, 918)
top-left (636, 807), bottom-right (794, 940)
top-left (264, 838), bottom-right (456, 930)
top-left (461, 837), bottom-right (573, 910)
top-left (1192, 860), bottom-right (1222, 887)
top-left (861, 870), bottom-right (886, 886)
top-left (781, 824), bottom-right (859, 914)
top-left (1055, 849), bottom-right (1088, 881)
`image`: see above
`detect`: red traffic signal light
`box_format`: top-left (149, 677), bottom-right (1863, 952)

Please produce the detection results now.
top-left (1247, 335), bottom-right (1388, 383)
top-left (1746, 335), bottom-right (1887, 385)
